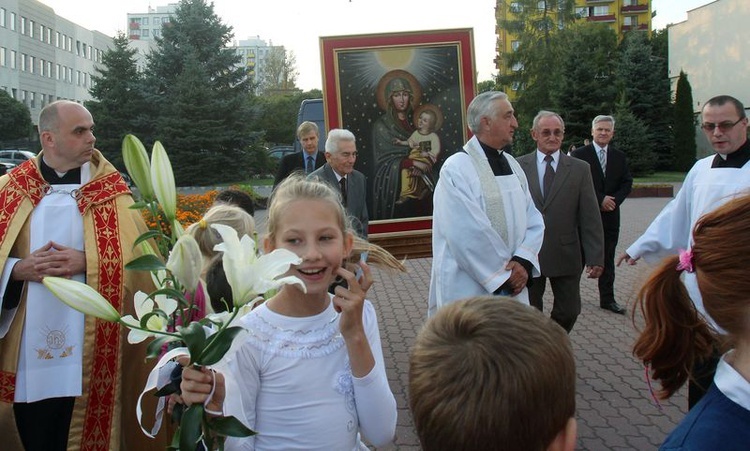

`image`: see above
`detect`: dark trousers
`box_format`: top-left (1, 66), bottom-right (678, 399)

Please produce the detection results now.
top-left (14, 396), bottom-right (75, 451)
top-left (529, 274), bottom-right (581, 333)
top-left (598, 228), bottom-right (619, 306)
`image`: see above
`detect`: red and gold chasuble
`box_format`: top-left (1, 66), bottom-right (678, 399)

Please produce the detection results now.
top-left (0, 152), bottom-right (164, 450)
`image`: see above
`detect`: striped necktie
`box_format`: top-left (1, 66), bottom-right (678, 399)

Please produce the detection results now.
top-left (598, 148), bottom-right (607, 174)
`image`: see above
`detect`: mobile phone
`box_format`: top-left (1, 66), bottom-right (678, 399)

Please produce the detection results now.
top-left (355, 251), bottom-right (369, 282)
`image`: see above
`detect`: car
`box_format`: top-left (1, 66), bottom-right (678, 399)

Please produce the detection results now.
top-left (0, 150), bottom-right (36, 167)
top-left (267, 145), bottom-right (296, 160)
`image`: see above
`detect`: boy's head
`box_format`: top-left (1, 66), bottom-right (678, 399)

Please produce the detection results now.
top-left (409, 296), bottom-right (577, 451)
top-left (418, 110), bottom-right (436, 133)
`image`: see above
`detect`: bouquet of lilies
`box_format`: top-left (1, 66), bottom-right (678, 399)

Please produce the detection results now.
top-left (42, 135), bottom-right (304, 450)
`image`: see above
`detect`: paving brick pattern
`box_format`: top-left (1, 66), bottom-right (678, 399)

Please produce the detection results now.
top-left (365, 195), bottom-right (689, 451)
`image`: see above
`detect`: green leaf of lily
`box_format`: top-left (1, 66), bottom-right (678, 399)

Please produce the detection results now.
top-left (151, 141), bottom-right (177, 223)
top-left (179, 404), bottom-right (204, 451)
top-left (209, 415), bottom-right (256, 438)
top-left (180, 322), bottom-right (207, 365)
top-left (198, 326), bottom-right (244, 366)
top-left (122, 134), bottom-right (155, 201)
top-left (125, 254), bottom-right (167, 272)
top-left (42, 277), bottom-right (121, 322)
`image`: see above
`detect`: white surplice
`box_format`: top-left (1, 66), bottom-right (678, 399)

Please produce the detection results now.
top-left (428, 137), bottom-right (544, 317)
top-left (626, 155), bottom-right (750, 331)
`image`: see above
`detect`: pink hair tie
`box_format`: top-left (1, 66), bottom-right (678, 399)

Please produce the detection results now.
top-left (676, 248), bottom-right (694, 273)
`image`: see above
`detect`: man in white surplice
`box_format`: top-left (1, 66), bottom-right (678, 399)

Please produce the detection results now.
top-left (618, 94), bottom-right (750, 408)
top-left (428, 91), bottom-right (544, 316)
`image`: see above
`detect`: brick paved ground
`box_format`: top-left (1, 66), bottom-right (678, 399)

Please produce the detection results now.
top-left (253, 192), bottom-right (688, 450)
top-left (363, 195), bottom-right (688, 451)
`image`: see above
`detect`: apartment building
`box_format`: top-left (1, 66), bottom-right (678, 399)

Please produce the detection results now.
top-left (0, 0), bottom-right (112, 125)
top-left (495, 0), bottom-right (652, 96)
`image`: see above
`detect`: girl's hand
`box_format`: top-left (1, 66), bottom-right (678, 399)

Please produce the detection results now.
top-left (180, 366), bottom-right (226, 416)
top-left (333, 265), bottom-right (368, 340)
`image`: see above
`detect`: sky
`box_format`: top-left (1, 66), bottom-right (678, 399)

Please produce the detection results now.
top-left (38, 0), bottom-right (713, 91)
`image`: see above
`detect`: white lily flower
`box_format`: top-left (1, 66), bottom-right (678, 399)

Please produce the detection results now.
top-left (172, 219), bottom-right (185, 239)
top-left (166, 234), bottom-right (202, 293)
top-left (121, 291), bottom-right (179, 344)
top-left (43, 277), bottom-right (121, 322)
top-left (211, 224), bottom-right (305, 306)
top-left (150, 141), bottom-right (177, 223)
top-left (122, 134), bottom-right (155, 201)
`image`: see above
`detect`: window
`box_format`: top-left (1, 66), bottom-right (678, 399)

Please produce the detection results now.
top-left (575, 7), bottom-right (588, 18)
top-left (29, 56), bottom-right (34, 74)
top-left (20, 16), bottom-right (25, 35)
top-left (67, 36), bottom-right (72, 52)
top-left (511, 40), bottom-right (520, 51)
top-left (56, 64), bottom-right (60, 79)
top-left (0, 47), bottom-right (4, 67)
top-left (537, 1), bottom-right (547, 11)
top-left (623, 0), bottom-right (637, 5)
top-left (162, 17), bottom-right (170, 24)
top-left (142, 29), bottom-right (149, 38)
top-left (10, 12), bottom-right (15, 31)
top-left (512, 62), bottom-right (524, 72)
top-left (46, 61), bottom-right (51, 77)
top-left (10, 50), bottom-right (16, 69)
top-left (29, 20), bottom-right (34, 38)
top-left (76, 40), bottom-right (80, 56)
top-left (39, 58), bottom-right (43, 75)
top-left (20, 53), bottom-right (26, 71)
top-left (46, 27), bottom-right (51, 44)
top-left (0, 8), bottom-right (5, 28)
top-left (30, 92), bottom-right (35, 108)
top-left (624, 16), bottom-right (637, 26)
top-left (142, 17), bottom-right (149, 25)
top-left (593, 6), bottom-right (609, 16)
top-left (153, 29), bottom-right (161, 38)
top-left (510, 2), bottom-right (523, 13)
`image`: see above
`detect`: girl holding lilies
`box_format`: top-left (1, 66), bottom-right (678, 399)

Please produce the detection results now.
top-left (180, 174), bottom-right (397, 450)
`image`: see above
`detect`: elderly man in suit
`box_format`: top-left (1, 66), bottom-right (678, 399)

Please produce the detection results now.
top-left (517, 110), bottom-right (604, 332)
top-left (309, 128), bottom-right (369, 238)
top-left (572, 115), bottom-right (632, 314)
top-left (273, 121), bottom-right (326, 187)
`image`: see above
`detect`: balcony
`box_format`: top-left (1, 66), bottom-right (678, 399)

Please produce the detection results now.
top-left (585, 0), bottom-right (613, 3)
top-left (129, 35), bottom-right (140, 40)
top-left (622, 4), bottom-right (648, 14)
top-left (587, 14), bottom-right (616, 23)
top-left (129, 22), bottom-right (140, 30)
top-left (623, 23), bottom-right (649, 32)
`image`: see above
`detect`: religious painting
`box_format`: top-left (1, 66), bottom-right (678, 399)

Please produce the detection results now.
top-left (320, 29), bottom-right (476, 245)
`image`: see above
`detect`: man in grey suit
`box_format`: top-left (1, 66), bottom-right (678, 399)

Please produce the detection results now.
top-left (517, 111), bottom-right (604, 332)
top-left (309, 128), bottom-right (369, 238)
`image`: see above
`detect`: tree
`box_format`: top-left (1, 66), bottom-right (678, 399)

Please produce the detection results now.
top-left (258, 47), bottom-right (299, 95)
top-left (614, 94), bottom-right (656, 176)
top-left (477, 79), bottom-right (498, 93)
top-left (251, 89), bottom-right (322, 145)
top-left (673, 70), bottom-right (697, 171)
top-left (551, 23), bottom-right (618, 148)
top-left (615, 32), bottom-right (672, 169)
top-left (145, 0), bottom-right (254, 186)
top-left (498, 0), bottom-right (577, 123)
top-left (86, 32), bottom-right (151, 169)
top-left (0, 90), bottom-right (32, 141)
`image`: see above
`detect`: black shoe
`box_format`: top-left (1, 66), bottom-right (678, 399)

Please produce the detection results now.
top-left (601, 302), bottom-right (626, 314)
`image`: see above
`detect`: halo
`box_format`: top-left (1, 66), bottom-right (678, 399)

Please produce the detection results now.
top-left (413, 103), bottom-right (444, 132)
top-left (375, 69), bottom-right (422, 112)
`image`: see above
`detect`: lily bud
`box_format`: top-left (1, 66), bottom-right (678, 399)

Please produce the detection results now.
top-left (43, 277), bottom-right (121, 322)
top-left (166, 234), bottom-right (203, 293)
top-left (122, 134), bottom-right (155, 201)
top-left (151, 141), bottom-right (177, 223)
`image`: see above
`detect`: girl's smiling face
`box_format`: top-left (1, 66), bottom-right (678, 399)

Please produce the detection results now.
top-left (265, 199), bottom-right (352, 299)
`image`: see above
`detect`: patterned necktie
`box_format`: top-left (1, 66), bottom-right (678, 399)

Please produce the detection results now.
top-left (599, 148), bottom-right (607, 174)
top-left (339, 176), bottom-right (348, 206)
top-left (306, 156), bottom-right (314, 174)
top-left (543, 155), bottom-right (555, 200)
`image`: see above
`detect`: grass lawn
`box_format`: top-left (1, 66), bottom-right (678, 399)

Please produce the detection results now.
top-left (633, 171), bottom-right (686, 184)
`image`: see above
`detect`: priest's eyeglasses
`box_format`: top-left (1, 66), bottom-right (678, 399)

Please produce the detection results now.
top-left (701, 118), bottom-right (744, 132)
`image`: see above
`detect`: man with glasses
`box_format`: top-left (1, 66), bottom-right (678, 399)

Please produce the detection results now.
top-left (618, 94), bottom-right (750, 407)
top-left (517, 111), bottom-right (604, 333)
top-left (572, 115), bottom-right (633, 315)
top-left (309, 128), bottom-right (369, 238)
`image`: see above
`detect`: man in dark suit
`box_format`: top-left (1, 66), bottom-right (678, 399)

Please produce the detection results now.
top-left (309, 128), bottom-right (369, 238)
top-left (273, 121), bottom-right (326, 187)
top-left (517, 111), bottom-right (604, 332)
top-left (572, 115), bottom-right (632, 314)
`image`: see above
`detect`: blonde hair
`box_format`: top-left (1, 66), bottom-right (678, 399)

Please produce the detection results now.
top-left (266, 173), bottom-right (349, 243)
top-left (186, 204), bottom-right (255, 259)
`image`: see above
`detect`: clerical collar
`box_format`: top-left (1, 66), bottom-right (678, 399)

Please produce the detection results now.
top-left (40, 157), bottom-right (81, 184)
top-left (477, 140), bottom-right (513, 176)
top-left (712, 139), bottom-right (750, 168)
